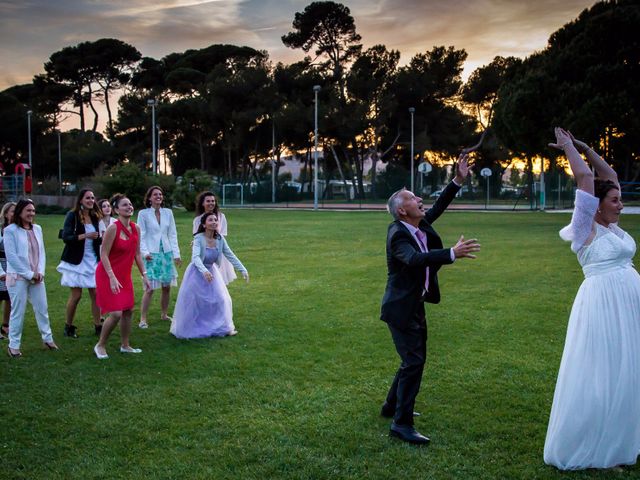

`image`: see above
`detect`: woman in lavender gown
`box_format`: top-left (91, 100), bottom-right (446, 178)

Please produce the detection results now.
top-left (171, 212), bottom-right (249, 339)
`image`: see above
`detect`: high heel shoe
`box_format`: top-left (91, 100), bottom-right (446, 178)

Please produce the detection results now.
top-left (43, 341), bottom-right (59, 350)
top-left (63, 324), bottom-right (78, 338)
top-left (7, 347), bottom-right (21, 358)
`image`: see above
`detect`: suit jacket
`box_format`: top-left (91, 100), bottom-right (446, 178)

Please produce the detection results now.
top-left (191, 233), bottom-right (247, 275)
top-left (60, 211), bottom-right (102, 265)
top-left (380, 181), bottom-right (461, 330)
top-left (3, 223), bottom-right (46, 280)
top-left (137, 208), bottom-right (181, 258)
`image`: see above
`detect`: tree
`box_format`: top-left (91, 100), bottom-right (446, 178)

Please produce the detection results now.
top-left (44, 42), bottom-right (96, 131)
top-left (493, 0), bottom-right (640, 182)
top-left (43, 39), bottom-right (141, 134)
top-left (282, 1), bottom-right (362, 101)
top-left (392, 46), bottom-right (476, 162)
top-left (346, 45), bottom-right (401, 197)
top-left (462, 56), bottom-right (520, 129)
top-left (88, 39), bottom-right (141, 140)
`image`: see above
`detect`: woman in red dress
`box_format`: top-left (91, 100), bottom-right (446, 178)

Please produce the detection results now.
top-left (94, 194), bottom-right (150, 359)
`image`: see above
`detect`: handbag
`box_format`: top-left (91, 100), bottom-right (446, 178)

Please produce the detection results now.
top-left (59, 213), bottom-right (78, 240)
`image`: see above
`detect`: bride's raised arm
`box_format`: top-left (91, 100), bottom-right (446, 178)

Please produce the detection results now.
top-left (567, 131), bottom-right (619, 189)
top-left (549, 127), bottom-right (594, 195)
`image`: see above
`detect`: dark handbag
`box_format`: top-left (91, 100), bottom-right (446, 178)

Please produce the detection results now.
top-left (59, 213), bottom-right (78, 240)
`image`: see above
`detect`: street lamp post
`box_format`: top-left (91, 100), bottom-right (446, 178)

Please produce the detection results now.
top-left (409, 107), bottom-right (415, 192)
top-left (313, 85), bottom-right (321, 210)
top-left (157, 123), bottom-right (161, 174)
top-left (272, 118), bottom-right (276, 203)
top-left (27, 110), bottom-right (33, 168)
top-left (540, 157), bottom-right (546, 211)
top-left (57, 130), bottom-right (62, 196)
top-left (147, 99), bottom-right (157, 174)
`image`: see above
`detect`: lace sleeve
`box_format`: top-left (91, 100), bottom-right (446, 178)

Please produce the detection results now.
top-left (559, 189), bottom-right (599, 252)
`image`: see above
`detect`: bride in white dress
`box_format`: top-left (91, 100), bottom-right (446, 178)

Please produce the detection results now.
top-left (544, 128), bottom-right (640, 470)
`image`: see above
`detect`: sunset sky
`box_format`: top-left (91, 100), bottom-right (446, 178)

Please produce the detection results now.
top-left (1, 0), bottom-right (597, 91)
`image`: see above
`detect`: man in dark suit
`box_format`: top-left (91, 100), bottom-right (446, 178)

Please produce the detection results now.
top-left (380, 154), bottom-right (480, 445)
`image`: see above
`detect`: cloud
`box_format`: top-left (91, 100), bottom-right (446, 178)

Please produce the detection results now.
top-left (0, 0), bottom-right (596, 89)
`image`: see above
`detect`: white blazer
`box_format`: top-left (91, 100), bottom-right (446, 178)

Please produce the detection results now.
top-left (137, 207), bottom-right (181, 258)
top-left (191, 233), bottom-right (247, 275)
top-left (3, 223), bottom-right (46, 280)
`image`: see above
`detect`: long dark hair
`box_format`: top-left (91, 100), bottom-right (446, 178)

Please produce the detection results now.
top-left (72, 188), bottom-right (101, 221)
top-left (144, 185), bottom-right (163, 208)
top-left (195, 191), bottom-right (219, 216)
top-left (594, 178), bottom-right (619, 203)
top-left (194, 212), bottom-right (220, 238)
top-left (12, 199), bottom-right (35, 229)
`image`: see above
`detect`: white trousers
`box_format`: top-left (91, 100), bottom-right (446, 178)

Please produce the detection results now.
top-left (8, 279), bottom-right (53, 349)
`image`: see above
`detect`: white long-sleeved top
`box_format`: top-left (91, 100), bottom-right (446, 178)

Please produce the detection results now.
top-left (191, 233), bottom-right (247, 275)
top-left (559, 189), bottom-right (600, 253)
top-left (3, 223), bottom-right (46, 280)
top-left (137, 207), bottom-right (181, 258)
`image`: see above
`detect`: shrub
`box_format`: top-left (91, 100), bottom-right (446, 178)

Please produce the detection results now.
top-left (97, 162), bottom-right (176, 209)
top-left (173, 169), bottom-right (214, 211)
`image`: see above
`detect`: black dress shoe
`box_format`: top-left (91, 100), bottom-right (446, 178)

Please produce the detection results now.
top-left (389, 422), bottom-right (430, 445)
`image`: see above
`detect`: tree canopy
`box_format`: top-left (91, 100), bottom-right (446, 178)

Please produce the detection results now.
top-left (0, 0), bottom-right (638, 195)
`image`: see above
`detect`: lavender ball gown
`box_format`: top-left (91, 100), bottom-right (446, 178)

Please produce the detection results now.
top-left (170, 247), bottom-right (234, 338)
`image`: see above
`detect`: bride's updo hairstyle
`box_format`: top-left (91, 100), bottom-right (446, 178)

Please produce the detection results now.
top-left (594, 179), bottom-right (618, 202)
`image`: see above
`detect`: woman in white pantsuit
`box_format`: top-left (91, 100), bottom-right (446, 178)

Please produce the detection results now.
top-left (4, 199), bottom-right (57, 357)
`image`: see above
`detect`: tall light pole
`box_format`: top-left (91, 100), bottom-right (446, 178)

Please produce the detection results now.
top-left (313, 85), bottom-right (321, 210)
top-left (27, 110), bottom-right (33, 168)
top-left (157, 123), bottom-right (161, 174)
top-left (147, 99), bottom-right (157, 174)
top-left (272, 118), bottom-right (276, 203)
top-left (409, 107), bottom-right (415, 192)
top-left (57, 130), bottom-right (62, 196)
top-left (540, 157), bottom-right (546, 211)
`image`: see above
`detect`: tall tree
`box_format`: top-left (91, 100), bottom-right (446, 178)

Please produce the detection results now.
top-left (494, 0), bottom-right (640, 181)
top-left (44, 44), bottom-right (94, 131)
top-left (282, 1), bottom-right (362, 101)
top-left (88, 39), bottom-right (141, 140)
top-left (462, 56), bottom-right (520, 129)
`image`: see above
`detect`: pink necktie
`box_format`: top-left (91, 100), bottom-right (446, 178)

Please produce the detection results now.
top-left (415, 230), bottom-right (429, 293)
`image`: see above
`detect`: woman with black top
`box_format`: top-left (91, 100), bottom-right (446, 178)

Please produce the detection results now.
top-left (56, 189), bottom-right (103, 337)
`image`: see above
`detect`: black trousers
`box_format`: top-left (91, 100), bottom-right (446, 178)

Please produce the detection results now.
top-left (385, 309), bottom-right (427, 426)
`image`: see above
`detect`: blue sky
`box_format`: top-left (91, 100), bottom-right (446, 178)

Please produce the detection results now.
top-left (0, 0), bottom-right (596, 89)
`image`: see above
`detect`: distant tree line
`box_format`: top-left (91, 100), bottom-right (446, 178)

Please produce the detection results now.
top-left (0, 0), bottom-right (638, 200)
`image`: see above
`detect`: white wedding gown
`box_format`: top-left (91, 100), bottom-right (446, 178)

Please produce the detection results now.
top-left (544, 190), bottom-right (640, 470)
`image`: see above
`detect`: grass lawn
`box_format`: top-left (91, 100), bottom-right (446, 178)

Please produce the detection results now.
top-left (3, 208), bottom-right (640, 479)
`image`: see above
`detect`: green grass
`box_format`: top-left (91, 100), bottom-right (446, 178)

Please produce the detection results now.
top-left (3, 209), bottom-right (640, 479)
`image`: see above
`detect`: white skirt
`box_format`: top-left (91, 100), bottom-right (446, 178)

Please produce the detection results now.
top-left (544, 266), bottom-right (640, 469)
top-left (57, 253), bottom-right (98, 289)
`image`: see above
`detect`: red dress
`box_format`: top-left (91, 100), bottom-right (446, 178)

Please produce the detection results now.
top-left (95, 220), bottom-right (139, 314)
